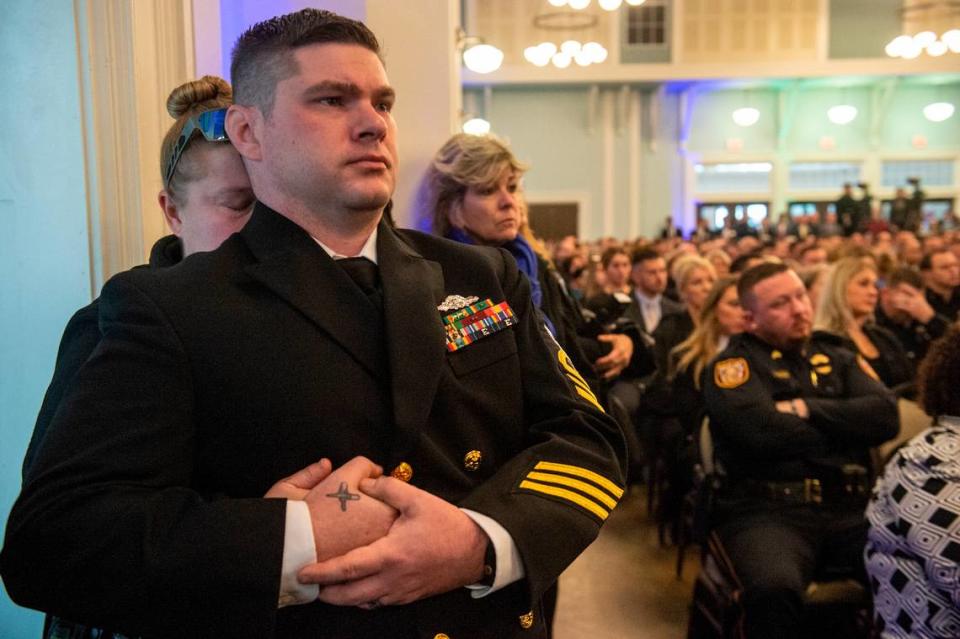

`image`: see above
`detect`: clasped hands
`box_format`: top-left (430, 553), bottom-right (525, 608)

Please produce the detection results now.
top-left (264, 456), bottom-right (488, 608)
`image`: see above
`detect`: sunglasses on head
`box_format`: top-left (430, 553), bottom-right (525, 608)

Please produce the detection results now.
top-left (163, 108), bottom-right (229, 188)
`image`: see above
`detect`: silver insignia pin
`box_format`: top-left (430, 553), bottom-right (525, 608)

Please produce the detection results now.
top-left (438, 295), bottom-right (480, 312)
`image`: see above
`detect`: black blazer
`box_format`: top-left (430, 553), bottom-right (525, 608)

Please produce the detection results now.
top-left (624, 290), bottom-right (684, 335)
top-left (22, 236), bottom-right (182, 479)
top-left (1, 205), bottom-right (625, 639)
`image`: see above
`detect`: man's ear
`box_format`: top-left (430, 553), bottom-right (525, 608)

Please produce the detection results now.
top-left (742, 308), bottom-right (758, 332)
top-left (226, 104), bottom-right (264, 161)
top-left (158, 190), bottom-right (183, 236)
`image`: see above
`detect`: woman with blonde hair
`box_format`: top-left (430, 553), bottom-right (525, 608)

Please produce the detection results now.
top-left (24, 76), bottom-right (255, 639)
top-left (650, 277), bottom-right (747, 533)
top-left (425, 133), bottom-right (643, 385)
top-left (652, 255), bottom-right (717, 376)
top-left (671, 276), bottom-right (747, 394)
top-left (814, 256), bottom-right (912, 390)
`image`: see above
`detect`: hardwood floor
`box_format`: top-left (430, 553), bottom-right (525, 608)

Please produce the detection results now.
top-left (553, 487), bottom-right (698, 639)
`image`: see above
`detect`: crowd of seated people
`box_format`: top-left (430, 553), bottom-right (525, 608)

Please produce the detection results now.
top-left (533, 188), bottom-right (957, 636)
top-left (418, 134), bottom-right (956, 636)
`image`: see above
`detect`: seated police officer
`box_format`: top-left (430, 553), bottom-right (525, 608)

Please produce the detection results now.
top-left (703, 262), bottom-right (898, 639)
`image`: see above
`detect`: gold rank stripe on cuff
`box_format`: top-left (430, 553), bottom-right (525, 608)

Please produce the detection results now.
top-left (534, 461), bottom-right (624, 499)
top-left (526, 471), bottom-right (618, 509)
top-left (518, 480), bottom-right (611, 520)
top-left (516, 461), bottom-right (625, 520)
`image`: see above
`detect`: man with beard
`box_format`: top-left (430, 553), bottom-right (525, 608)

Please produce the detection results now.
top-left (703, 262), bottom-right (898, 639)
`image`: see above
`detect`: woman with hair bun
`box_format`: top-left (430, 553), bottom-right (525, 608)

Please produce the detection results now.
top-left (25, 76), bottom-right (255, 639)
top-left (158, 75), bottom-right (254, 256)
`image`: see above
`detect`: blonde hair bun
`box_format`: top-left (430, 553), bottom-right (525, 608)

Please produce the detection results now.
top-left (166, 75), bottom-right (233, 119)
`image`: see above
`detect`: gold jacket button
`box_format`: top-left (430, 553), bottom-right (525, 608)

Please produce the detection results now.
top-left (433, 634), bottom-right (450, 639)
top-left (519, 610), bottom-right (535, 629)
top-left (391, 462), bottom-right (413, 482)
top-left (464, 450), bottom-right (482, 471)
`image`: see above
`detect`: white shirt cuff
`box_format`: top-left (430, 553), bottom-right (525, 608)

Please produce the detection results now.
top-left (461, 508), bottom-right (525, 598)
top-left (278, 500), bottom-right (318, 608)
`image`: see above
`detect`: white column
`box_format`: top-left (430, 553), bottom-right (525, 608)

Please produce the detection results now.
top-left (365, 0), bottom-right (462, 229)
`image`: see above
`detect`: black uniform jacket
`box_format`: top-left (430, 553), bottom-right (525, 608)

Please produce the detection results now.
top-left (21, 236), bottom-right (183, 479)
top-left (703, 332), bottom-right (898, 485)
top-left (1, 205), bottom-right (625, 639)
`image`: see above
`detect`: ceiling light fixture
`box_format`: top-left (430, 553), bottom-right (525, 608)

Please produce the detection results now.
top-left (732, 107), bottom-right (760, 127)
top-left (923, 101), bottom-right (956, 122)
top-left (883, 1), bottom-right (960, 59)
top-left (457, 29), bottom-right (503, 74)
top-left (598, 0), bottom-right (623, 10)
top-left (827, 104), bottom-right (858, 125)
top-left (462, 117), bottom-right (492, 136)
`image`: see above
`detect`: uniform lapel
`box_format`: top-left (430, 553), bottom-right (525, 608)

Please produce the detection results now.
top-left (241, 203), bottom-right (384, 378)
top-left (377, 222), bottom-right (446, 441)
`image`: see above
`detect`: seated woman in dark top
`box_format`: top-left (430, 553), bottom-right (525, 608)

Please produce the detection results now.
top-left (814, 256), bottom-right (913, 394)
top-left (652, 255), bottom-right (717, 383)
top-left (424, 133), bottom-right (654, 391)
top-left (669, 276), bottom-right (747, 437)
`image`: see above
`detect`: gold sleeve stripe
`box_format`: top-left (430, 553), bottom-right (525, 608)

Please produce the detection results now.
top-left (526, 471), bottom-right (618, 509)
top-left (518, 480), bottom-right (610, 520)
top-left (534, 461), bottom-right (625, 499)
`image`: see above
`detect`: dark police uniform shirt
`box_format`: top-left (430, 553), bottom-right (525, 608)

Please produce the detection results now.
top-left (703, 332), bottom-right (898, 488)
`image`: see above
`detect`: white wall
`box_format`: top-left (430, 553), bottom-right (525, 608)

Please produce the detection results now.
top-left (0, 2), bottom-right (91, 635)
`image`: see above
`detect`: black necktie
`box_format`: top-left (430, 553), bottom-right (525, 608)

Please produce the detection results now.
top-left (337, 257), bottom-right (382, 309)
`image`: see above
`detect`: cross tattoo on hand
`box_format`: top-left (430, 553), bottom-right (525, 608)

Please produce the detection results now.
top-left (326, 481), bottom-right (361, 512)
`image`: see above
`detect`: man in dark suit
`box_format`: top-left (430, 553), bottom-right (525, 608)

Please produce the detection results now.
top-left (921, 248), bottom-right (960, 321)
top-left (0, 10), bottom-right (625, 639)
top-left (628, 247), bottom-right (684, 335)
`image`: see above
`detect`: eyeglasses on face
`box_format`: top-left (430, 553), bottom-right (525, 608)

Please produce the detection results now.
top-left (163, 108), bottom-right (229, 188)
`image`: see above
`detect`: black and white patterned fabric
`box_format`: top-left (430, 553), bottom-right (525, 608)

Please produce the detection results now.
top-left (866, 415), bottom-right (960, 639)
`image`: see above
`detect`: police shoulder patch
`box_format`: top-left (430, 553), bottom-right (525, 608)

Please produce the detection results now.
top-left (714, 357), bottom-right (750, 389)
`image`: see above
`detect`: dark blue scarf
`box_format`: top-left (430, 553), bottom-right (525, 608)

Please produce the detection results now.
top-left (446, 228), bottom-right (556, 335)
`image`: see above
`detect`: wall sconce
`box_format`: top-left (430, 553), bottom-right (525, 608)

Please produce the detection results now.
top-left (732, 107), bottom-right (760, 127)
top-left (458, 29), bottom-right (503, 74)
top-left (827, 105), bottom-right (858, 125)
top-left (923, 101), bottom-right (955, 122)
top-left (462, 117), bottom-right (491, 136)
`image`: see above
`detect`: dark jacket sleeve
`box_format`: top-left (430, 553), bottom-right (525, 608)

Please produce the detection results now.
top-left (804, 348), bottom-right (899, 447)
top-left (22, 301), bottom-right (102, 480)
top-left (704, 357), bottom-right (826, 461)
top-left (1, 273), bottom-right (286, 638)
top-left (458, 248), bottom-right (627, 609)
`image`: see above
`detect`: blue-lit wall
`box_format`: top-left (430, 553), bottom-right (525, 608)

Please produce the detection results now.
top-left (0, 2), bottom-right (91, 636)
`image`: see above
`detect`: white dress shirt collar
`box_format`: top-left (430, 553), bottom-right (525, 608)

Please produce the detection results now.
top-left (313, 227), bottom-right (378, 264)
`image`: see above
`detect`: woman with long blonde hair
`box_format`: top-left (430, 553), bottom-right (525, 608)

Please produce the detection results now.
top-left (814, 256), bottom-right (912, 390)
top-left (671, 276), bottom-right (747, 392)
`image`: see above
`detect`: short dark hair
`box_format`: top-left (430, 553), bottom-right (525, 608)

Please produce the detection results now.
top-left (918, 324), bottom-right (960, 417)
top-left (230, 9), bottom-right (381, 115)
top-left (886, 266), bottom-right (923, 289)
top-left (601, 247), bottom-right (630, 270)
top-left (737, 262), bottom-right (790, 310)
top-left (919, 248), bottom-right (952, 271)
top-left (730, 250), bottom-right (762, 274)
top-left (631, 247), bottom-right (661, 265)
